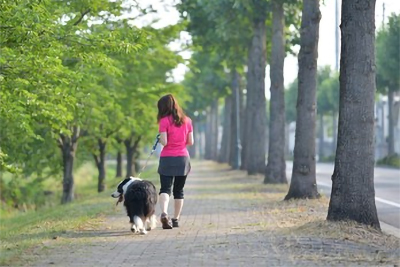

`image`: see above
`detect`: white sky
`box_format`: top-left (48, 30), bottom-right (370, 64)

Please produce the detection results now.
top-left (280, 0), bottom-right (400, 88)
top-left (132, 0), bottom-right (400, 97)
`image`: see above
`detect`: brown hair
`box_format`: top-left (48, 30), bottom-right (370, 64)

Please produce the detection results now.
top-left (157, 94), bottom-right (186, 126)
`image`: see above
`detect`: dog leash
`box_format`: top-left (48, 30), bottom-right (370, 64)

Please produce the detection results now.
top-left (137, 134), bottom-right (160, 178)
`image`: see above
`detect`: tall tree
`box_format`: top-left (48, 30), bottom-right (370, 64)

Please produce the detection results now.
top-left (327, 0), bottom-right (380, 228)
top-left (243, 1), bottom-right (269, 175)
top-left (265, 0), bottom-right (301, 183)
top-left (180, 0), bottom-right (267, 173)
top-left (114, 137), bottom-right (124, 178)
top-left (113, 23), bottom-right (184, 177)
top-left (0, 0), bottom-right (146, 203)
top-left (181, 50), bottom-right (228, 160)
top-left (177, 0), bottom-right (249, 166)
top-left (285, 0), bottom-right (321, 199)
top-left (265, 0), bottom-right (287, 184)
top-left (56, 20), bottom-right (144, 203)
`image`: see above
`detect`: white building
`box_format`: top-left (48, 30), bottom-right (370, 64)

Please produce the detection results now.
top-left (375, 93), bottom-right (400, 159)
top-left (286, 93), bottom-right (400, 161)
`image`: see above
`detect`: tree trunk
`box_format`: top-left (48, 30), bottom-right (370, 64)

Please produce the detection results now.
top-left (229, 69), bottom-right (242, 169)
top-left (204, 107), bottom-right (212, 160)
top-left (126, 143), bottom-right (135, 177)
top-left (241, 50), bottom-right (253, 171)
top-left (210, 99), bottom-right (219, 160)
top-left (285, 123), bottom-right (290, 158)
top-left (59, 126), bottom-right (80, 204)
top-left (93, 138), bottom-right (107, 192)
top-left (387, 88), bottom-right (395, 156)
top-left (318, 113), bottom-right (325, 160)
top-left (327, 0), bottom-right (380, 229)
top-left (285, 0), bottom-right (321, 200)
top-left (116, 137), bottom-right (123, 178)
top-left (265, 0), bottom-right (287, 184)
top-left (124, 135), bottom-right (141, 177)
top-left (116, 150), bottom-right (123, 178)
top-left (61, 147), bottom-right (75, 204)
top-left (240, 80), bottom-right (247, 170)
top-left (245, 17), bottom-right (267, 175)
top-left (240, 106), bottom-right (248, 170)
top-left (198, 120), bottom-right (205, 159)
top-left (134, 150), bottom-right (141, 174)
top-left (219, 96), bottom-right (232, 163)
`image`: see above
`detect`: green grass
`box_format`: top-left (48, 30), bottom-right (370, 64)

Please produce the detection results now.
top-left (376, 154), bottom-right (400, 169)
top-left (0, 161), bottom-right (158, 265)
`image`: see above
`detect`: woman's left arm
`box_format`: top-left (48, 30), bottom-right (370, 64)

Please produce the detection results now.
top-left (186, 119), bottom-right (194, 146)
top-left (186, 132), bottom-right (194, 146)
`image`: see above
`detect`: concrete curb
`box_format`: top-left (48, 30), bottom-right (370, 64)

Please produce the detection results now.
top-left (381, 221), bottom-right (400, 238)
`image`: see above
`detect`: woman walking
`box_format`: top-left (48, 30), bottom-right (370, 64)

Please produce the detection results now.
top-left (157, 94), bottom-right (194, 229)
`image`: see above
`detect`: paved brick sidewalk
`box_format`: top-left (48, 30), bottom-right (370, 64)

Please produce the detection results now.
top-left (24, 161), bottom-right (399, 267)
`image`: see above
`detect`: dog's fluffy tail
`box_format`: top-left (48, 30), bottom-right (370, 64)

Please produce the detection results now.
top-left (125, 181), bottom-right (157, 218)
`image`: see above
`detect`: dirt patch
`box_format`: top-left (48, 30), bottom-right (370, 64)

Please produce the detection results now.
top-left (293, 220), bottom-right (399, 249)
top-left (213, 165), bottom-right (400, 265)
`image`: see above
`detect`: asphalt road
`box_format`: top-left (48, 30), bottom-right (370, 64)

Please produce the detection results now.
top-left (286, 162), bottom-right (400, 229)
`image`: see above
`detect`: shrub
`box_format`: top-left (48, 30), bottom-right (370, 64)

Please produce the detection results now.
top-left (319, 154), bottom-right (336, 163)
top-left (376, 154), bottom-right (400, 168)
top-left (0, 175), bottom-right (52, 211)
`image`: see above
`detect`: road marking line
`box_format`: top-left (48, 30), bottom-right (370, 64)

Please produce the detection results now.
top-left (375, 197), bottom-right (400, 208)
top-left (318, 181), bottom-right (332, 188)
top-left (317, 181), bottom-right (400, 208)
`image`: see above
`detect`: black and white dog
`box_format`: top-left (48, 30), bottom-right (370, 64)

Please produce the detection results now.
top-left (111, 177), bottom-right (158, 235)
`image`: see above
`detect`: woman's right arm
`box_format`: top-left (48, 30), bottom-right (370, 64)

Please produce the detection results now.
top-left (159, 132), bottom-right (167, 146)
top-left (159, 117), bottom-right (168, 146)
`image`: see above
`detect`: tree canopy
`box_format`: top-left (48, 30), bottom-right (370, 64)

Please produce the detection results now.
top-left (0, 0), bottom-right (188, 205)
top-left (376, 13), bottom-right (400, 94)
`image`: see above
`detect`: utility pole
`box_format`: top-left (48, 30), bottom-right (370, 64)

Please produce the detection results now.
top-left (335, 0), bottom-right (339, 71)
top-left (382, 2), bottom-right (385, 28)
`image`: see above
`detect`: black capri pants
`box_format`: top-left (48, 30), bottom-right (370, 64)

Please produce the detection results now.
top-left (159, 175), bottom-right (187, 199)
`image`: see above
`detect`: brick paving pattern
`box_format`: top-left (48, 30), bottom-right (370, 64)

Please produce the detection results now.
top-left (23, 161), bottom-right (399, 267)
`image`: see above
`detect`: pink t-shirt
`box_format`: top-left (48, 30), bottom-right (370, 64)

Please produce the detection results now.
top-left (159, 115), bottom-right (193, 157)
